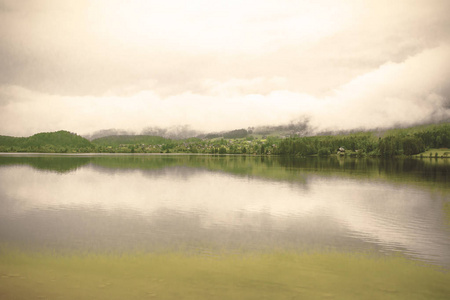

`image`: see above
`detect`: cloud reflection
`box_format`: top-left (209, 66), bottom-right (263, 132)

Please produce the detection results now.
top-left (0, 164), bottom-right (449, 266)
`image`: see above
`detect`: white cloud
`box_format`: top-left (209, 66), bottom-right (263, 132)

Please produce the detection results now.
top-left (1, 44), bottom-right (448, 137)
top-left (2, 0), bottom-right (448, 97)
top-left (0, 0), bottom-right (449, 136)
top-left (315, 45), bottom-right (450, 130)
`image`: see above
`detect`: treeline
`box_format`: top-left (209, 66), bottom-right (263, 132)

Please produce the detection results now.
top-left (0, 123), bottom-right (448, 156)
top-left (276, 133), bottom-right (376, 156)
top-left (276, 123), bottom-right (449, 157)
top-left (92, 135), bottom-right (170, 147)
top-left (203, 128), bottom-right (249, 139)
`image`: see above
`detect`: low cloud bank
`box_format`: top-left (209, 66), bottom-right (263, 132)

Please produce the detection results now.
top-left (0, 45), bottom-right (449, 137)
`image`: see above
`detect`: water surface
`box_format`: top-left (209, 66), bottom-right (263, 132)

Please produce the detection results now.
top-left (0, 154), bottom-right (449, 267)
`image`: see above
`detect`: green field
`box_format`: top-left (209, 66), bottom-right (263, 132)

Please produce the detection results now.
top-left (1, 249), bottom-right (449, 300)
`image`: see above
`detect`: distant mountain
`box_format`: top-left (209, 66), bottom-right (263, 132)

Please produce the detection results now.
top-left (82, 119), bottom-right (450, 142)
top-left (252, 120), bottom-right (311, 137)
top-left (0, 130), bottom-right (94, 152)
top-left (92, 135), bottom-right (171, 147)
top-left (87, 121), bottom-right (313, 141)
top-left (83, 129), bottom-right (135, 140)
top-left (141, 125), bottom-right (199, 140)
top-left (200, 129), bottom-right (249, 139)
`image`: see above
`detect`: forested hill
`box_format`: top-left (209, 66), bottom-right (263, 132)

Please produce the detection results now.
top-left (0, 123), bottom-right (449, 156)
top-left (0, 130), bottom-right (94, 153)
top-left (92, 135), bottom-right (170, 147)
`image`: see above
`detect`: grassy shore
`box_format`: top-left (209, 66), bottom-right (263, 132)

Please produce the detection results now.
top-left (1, 249), bottom-right (449, 299)
top-left (416, 148), bottom-right (449, 158)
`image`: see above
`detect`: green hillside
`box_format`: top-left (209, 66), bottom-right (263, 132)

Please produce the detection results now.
top-left (0, 130), bottom-right (94, 153)
top-left (276, 122), bottom-right (449, 157)
top-left (0, 122), bottom-right (448, 155)
top-left (92, 135), bottom-right (170, 147)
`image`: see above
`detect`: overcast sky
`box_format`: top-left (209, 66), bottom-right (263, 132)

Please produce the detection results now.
top-left (1, 0), bottom-right (449, 137)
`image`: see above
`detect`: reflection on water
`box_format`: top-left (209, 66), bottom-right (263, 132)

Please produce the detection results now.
top-left (0, 154), bottom-right (449, 267)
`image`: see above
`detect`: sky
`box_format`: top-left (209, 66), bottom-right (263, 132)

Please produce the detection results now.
top-left (0, 0), bottom-right (449, 137)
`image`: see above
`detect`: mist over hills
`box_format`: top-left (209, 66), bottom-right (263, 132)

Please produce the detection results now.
top-left (83, 120), bottom-right (314, 141)
top-left (0, 122), bottom-right (448, 157)
top-left (83, 119), bottom-right (449, 141)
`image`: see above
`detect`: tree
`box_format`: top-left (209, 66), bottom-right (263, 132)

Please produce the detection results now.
top-left (218, 146), bottom-right (227, 154)
top-left (318, 148), bottom-right (331, 157)
top-left (402, 136), bottom-right (424, 156)
top-left (436, 136), bottom-right (442, 148)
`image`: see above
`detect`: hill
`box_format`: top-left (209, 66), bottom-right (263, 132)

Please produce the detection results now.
top-left (92, 135), bottom-right (170, 147)
top-left (0, 122), bottom-right (448, 155)
top-left (0, 130), bottom-right (94, 153)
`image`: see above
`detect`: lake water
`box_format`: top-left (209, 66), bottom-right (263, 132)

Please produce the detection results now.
top-left (1, 154), bottom-right (449, 268)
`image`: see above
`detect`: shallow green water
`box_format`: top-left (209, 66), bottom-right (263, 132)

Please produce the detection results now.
top-left (0, 154), bottom-right (449, 298)
top-left (2, 249), bottom-right (449, 300)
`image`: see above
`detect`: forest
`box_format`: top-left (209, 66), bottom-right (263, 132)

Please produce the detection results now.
top-left (0, 130), bottom-right (94, 153)
top-left (0, 123), bottom-right (448, 157)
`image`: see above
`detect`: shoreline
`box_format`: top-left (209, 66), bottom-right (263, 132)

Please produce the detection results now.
top-left (0, 151), bottom-right (449, 159)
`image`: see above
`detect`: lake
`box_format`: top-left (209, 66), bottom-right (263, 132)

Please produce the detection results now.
top-left (1, 154), bottom-right (449, 299)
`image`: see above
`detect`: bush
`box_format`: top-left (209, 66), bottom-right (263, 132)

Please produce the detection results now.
top-left (402, 136), bottom-right (425, 155)
top-left (318, 148), bottom-right (331, 157)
